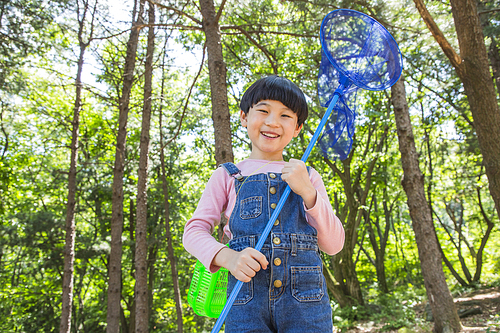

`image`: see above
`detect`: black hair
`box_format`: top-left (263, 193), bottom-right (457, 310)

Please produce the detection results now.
top-left (240, 75), bottom-right (308, 126)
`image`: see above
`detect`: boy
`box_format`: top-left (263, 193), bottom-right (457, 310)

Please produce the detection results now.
top-left (184, 75), bottom-right (344, 332)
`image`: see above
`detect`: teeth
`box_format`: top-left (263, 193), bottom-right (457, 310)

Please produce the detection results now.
top-left (262, 132), bottom-right (279, 138)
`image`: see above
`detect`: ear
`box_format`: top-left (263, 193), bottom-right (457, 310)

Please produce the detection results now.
top-left (293, 123), bottom-right (303, 137)
top-left (240, 110), bottom-right (248, 128)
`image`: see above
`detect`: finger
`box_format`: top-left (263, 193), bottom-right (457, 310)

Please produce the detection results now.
top-left (235, 272), bottom-right (252, 283)
top-left (251, 251), bottom-right (269, 270)
top-left (241, 265), bottom-right (258, 278)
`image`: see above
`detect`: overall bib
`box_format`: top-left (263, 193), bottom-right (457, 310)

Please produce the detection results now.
top-left (221, 162), bottom-right (333, 333)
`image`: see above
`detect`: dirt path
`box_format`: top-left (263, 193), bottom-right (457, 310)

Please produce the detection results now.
top-left (339, 287), bottom-right (500, 332)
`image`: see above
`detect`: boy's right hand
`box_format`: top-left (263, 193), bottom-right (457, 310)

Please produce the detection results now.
top-left (213, 247), bottom-right (268, 282)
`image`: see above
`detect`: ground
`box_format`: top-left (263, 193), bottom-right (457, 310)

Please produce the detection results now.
top-left (337, 286), bottom-right (500, 333)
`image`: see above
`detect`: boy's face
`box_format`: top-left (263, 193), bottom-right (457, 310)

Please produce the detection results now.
top-left (240, 100), bottom-right (302, 161)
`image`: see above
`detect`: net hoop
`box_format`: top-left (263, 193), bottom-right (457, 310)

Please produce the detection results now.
top-left (319, 9), bottom-right (403, 91)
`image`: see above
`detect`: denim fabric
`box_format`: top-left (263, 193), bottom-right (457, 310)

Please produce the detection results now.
top-left (221, 162), bottom-right (333, 332)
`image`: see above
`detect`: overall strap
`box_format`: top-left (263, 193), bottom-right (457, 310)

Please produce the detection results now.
top-left (219, 162), bottom-right (244, 181)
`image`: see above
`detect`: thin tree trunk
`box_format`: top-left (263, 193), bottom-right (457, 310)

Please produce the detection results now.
top-left (134, 3), bottom-right (155, 332)
top-left (392, 77), bottom-right (462, 333)
top-left (107, 1), bottom-right (145, 332)
top-left (60, 1), bottom-right (94, 330)
top-left (199, 0), bottom-right (234, 166)
top-left (473, 187), bottom-right (495, 282)
top-left (366, 194), bottom-right (391, 294)
top-left (159, 124), bottom-right (184, 331)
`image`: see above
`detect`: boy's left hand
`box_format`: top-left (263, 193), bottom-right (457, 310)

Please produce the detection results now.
top-left (281, 158), bottom-right (317, 209)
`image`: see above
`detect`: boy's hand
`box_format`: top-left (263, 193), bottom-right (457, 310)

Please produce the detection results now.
top-left (281, 158), bottom-right (317, 209)
top-left (213, 247), bottom-right (268, 282)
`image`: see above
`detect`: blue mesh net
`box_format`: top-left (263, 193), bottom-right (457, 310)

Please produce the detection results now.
top-left (317, 9), bottom-right (403, 160)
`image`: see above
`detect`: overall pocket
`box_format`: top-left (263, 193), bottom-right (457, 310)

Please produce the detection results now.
top-left (227, 274), bottom-right (253, 305)
top-left (239, 196), bottom-right (262, 219)
top-left (291, 266), bottom-right (324, 302)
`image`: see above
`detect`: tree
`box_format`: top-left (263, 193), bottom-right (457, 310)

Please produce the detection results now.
top-left (392, 76), bottom-right (462, 333)
top-left (412, 0), bottom-right (500, 223)
top-left (60, 1), bottom-right (97, 332)
top-left (134, 1), bottom-right (155, 331)
top-left (199, 0), bottom-right (234, 166)
top-left (107, 0), bottom-right (145, 331)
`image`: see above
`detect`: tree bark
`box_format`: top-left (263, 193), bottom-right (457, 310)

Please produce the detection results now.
top-left (134, 3), bottom-right (155, 332)
top-left (365, 194), bottom-right (391, 294)
top-left (60, 1), bottom-right (93, 331)
top-left (488, 38), bottom-right (500, 97)
top-left (392, 77), bottom-right (462, 333)
top-left (158, 95), bottom-right (184, 332)
top-left (199, 0), bottom-right (234, 165)
top-left (107, 1), bottom-right (145, 332)
top-left (413, 0), bottom-right (500, 224)
top-left (159, 149), bottom-right (184, 332)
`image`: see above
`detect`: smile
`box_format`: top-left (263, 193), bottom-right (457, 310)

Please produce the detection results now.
top-left (261, 132), bottom-right (280, 138)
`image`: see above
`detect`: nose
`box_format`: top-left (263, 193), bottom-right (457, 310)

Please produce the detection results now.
top-left (264, 112), bottom-right (279, 127)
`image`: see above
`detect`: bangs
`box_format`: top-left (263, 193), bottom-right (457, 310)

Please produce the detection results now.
top-left (240, 76), bottom-right (308, 126)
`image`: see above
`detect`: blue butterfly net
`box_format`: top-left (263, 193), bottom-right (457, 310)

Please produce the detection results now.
top-left (317, 9), bottom-right (403, 160)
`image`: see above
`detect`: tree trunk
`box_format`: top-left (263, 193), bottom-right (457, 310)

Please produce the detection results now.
top-left (413, 0), bottom-right (500, 224)
top-left (107, 1), bottom-right (145, 332)
top-left (489, 38), bottom-right (500, 97)
top-left (332, 209), bottom-right (364, 305)
top-left (199, 0), bottom-right (234, 166)
top-left (366, 195), bottom-right (391, 294)
top-left (157, 35), bottom-right (184, 333)
top-left (134, 3), bottom-right (155, 332)
top-left (392, 77), bottom-right (462, 333)
top-left (159, 143), bottom-right (184, 333)
top-left (60, 2), bottom-right (92, 330)
top-left (449, 0), bottom-right (500, 221)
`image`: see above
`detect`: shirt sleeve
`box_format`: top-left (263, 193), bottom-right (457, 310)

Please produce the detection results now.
top-left (304, 168), bottom-right (345, 255)
top-left (182, 167), bottom-right (228, 273)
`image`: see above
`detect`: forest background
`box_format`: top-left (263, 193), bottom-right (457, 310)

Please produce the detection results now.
top-left (1, 0), bottom-right (500, 332)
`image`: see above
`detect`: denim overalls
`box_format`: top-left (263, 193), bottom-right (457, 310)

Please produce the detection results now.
top-left (221, 162), bottom-right (333, 332)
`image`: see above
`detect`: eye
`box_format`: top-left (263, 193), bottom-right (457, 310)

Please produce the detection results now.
top-left (257, 109), bottom-right (268, 114)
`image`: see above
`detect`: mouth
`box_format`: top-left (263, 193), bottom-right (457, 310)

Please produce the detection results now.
top-left (261, 131), bottom-right (280, 138)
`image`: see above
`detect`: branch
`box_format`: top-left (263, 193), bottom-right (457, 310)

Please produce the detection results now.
top-left (412, 0), bottom-right (464, 76)
top-left (221, 26), bottom-right (316, 38)
top-left (136, 23), bottom-right (202, 31)
top-left (228, 25), bottom-right (278, 74)
top-left (478, 7), bottom-right (500, 15)
top-left (0, 104), bottom-right (8, 160)
top-left (159, 42), bottom-right (207, 150)
top-left (146, 0), bottom-right (202, 25)
top-left (215, 0), bottom-right (227, 24)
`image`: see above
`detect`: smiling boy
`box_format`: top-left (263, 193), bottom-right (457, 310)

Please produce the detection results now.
top-left (183, 75), bottom-right (345, 332)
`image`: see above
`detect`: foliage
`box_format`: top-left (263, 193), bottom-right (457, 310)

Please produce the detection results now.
top-left (0, 0), bottom-right (499, 331)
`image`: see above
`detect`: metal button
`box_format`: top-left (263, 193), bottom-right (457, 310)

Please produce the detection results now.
top-left (273, 237), bottom-right (281, 245)
top-left (269, 173), bottom-right (276, 179)
top-left (274, 280), bottom-right (282, 288)
top-left (274, 219), bottom-right (280, 226)
top-left (271, 203), bottom-right (277, 209)
top-left (274, 258), bottom-right (282, 266)
top-left (270, 187), bottom-right (276, 194)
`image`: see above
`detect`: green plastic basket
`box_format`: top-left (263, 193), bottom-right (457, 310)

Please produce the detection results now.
top-left (187, 259), bottom-right (228, 318)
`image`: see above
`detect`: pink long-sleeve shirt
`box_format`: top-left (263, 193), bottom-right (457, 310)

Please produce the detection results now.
top-left (183, 159), bottom-right (345, 272)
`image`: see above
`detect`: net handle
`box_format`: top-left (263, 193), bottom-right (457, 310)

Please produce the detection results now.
top-left (210, 76), bottom-right (351, 333)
